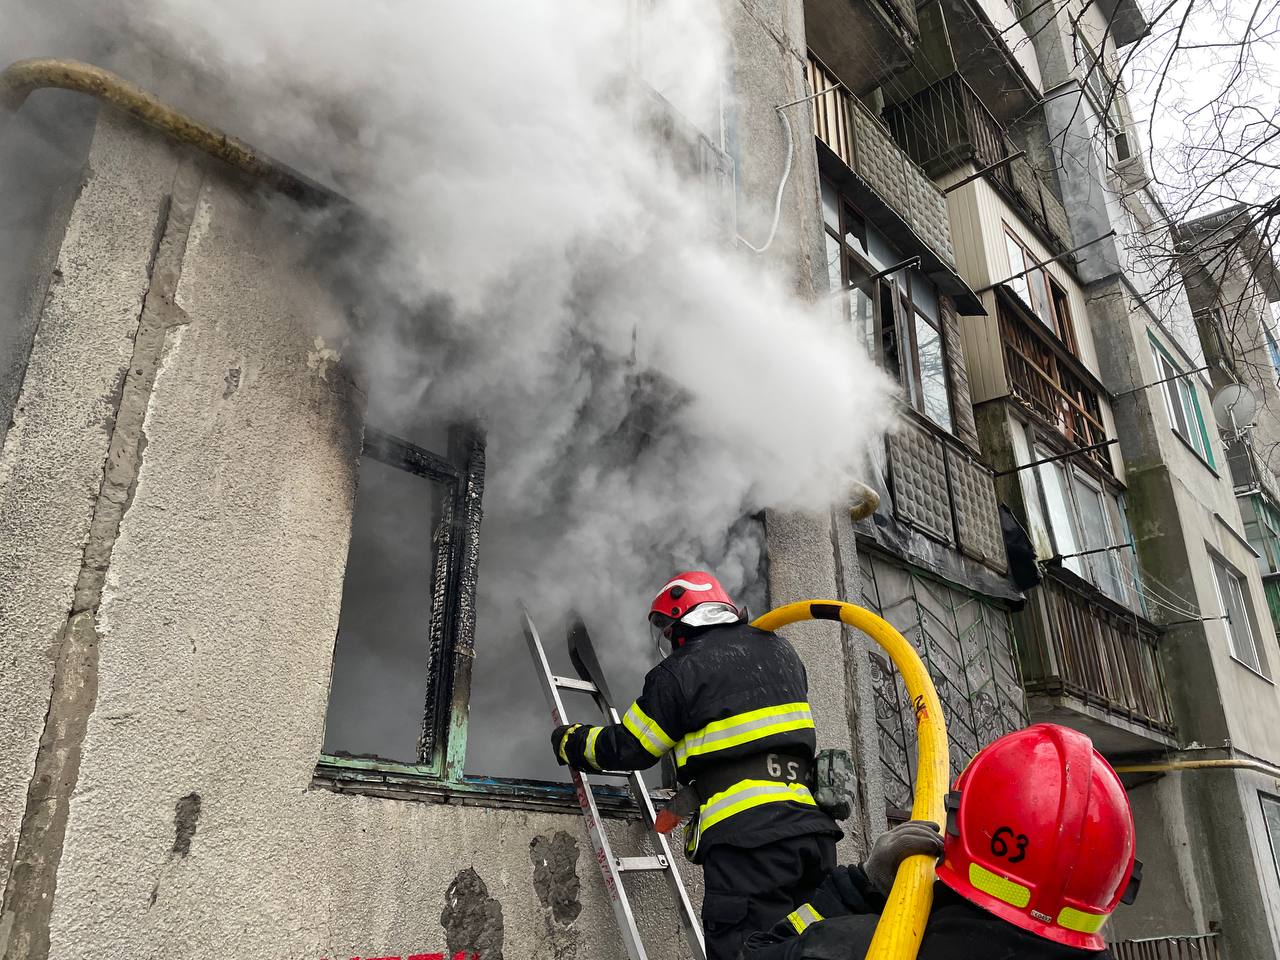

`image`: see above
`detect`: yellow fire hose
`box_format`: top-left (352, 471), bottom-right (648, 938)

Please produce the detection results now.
top-left (752, 601), bottom-right (949, 960)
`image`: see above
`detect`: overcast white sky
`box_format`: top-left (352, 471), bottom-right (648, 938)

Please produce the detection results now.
top-left (1127, 0), bottom-right (1280, 219)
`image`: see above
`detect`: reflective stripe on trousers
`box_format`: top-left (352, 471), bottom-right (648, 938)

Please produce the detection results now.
top-left (685, 778), bottom-right (818, 858)
top-left (674, 702), bottom-right (814, 768)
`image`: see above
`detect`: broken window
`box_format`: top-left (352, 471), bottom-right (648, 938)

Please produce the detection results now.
top-left (322, 426), bottom-right (485, 772)
top-left (824, 178), bottom-right (953, 433)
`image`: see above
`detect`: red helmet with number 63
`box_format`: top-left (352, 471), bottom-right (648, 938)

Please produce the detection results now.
top-left (935, 723), bottom-right (1140, 951)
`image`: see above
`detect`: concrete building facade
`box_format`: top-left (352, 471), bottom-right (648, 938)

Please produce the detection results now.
top-left (2, 1), bottom-right (1280, 959)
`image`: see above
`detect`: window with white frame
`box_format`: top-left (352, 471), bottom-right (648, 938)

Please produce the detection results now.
top-left (1076, 33), bottom-right (1135, 165)
top-left (1209, 550), bottom-right (1271, 676)
top-left (1151, 337), bottom-right (1215, 466)
top-left (1033, 443), bottom-right (1134, 606)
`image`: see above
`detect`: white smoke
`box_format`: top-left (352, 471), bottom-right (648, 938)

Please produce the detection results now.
top-left (2, 0), bottom-right (897, 775)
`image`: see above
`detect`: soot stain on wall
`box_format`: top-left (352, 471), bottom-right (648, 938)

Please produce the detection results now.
top-left (441, 866), bottom-right (504, 960)
top-left (171, 792), bottom-right (201, 858)
top-left (530, 831), bottom-right (582, 926)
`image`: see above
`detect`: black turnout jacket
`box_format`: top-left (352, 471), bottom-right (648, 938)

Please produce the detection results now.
top-left (556, 621), bottom-right (840, 861)
top-left (741, 867), bottom-right (1114, 960)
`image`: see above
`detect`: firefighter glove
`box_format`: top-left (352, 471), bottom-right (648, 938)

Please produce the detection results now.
top-left (865, 820), bottom-right (945, 895)
top-left (550, 724), bottom-right (581, 766)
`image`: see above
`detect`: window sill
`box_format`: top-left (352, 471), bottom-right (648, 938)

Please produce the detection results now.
top-left (312, 756), bottom-right (648, 818)
top-left (1228, 656), bottom-right (1275, 685)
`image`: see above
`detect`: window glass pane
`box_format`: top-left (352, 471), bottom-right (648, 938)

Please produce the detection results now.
top-left (1153, 346), bottom-right (1190, 438)
top-left (1005, 235), bottom-right (1030, 304)
top-left (915, 313), bottom-right (952, 432)
top-left (1011, 425), bottom-right (1049, 557)
top-left (1214, 556), bottom-right (1263, 672)
top-left (910, 270), bottom-right (940, 323)
top-left (826, 232), bottom-right (843, 293)
top-left (822, 179), bottom-right (839, 231)
top-left (879, 283), bottom-right (904, 385)
top-left (1074, 477), bottom-right (1122, 600)
top-left (868, 224), bottom-right (900, 275)
top-left (1038, 456), bottom-right (1083, 575)
top-left (323, 453), bottom-right (446, 764)
top-left (1028, 267), bottom-right (1051, 326)
top-left (1050, 281), bottom-right (1075, 349)
top-left (854, 287), bottom-right (877, 362)
top-left (843, 203), bottom-right (868, 254)
top-left (1262, 794), bottom-right (1280, 886)
top-left (1178, 379), bottom-right (1204, 456)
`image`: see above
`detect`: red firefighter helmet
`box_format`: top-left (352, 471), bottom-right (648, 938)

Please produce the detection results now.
top-left (647, 571), bottom-right (739, 639)
top-left (935, 723), bottom-right (1140, 951)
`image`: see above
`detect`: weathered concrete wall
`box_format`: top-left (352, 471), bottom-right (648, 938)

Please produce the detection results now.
top-left (0, 111), bottom-right (181, 933)
top-left (0, 110), bottom-right (699, 960)
top-left (1107, 773), bottom-right (1206, 942)
top-left (726, 0), bottom-right (871, 858)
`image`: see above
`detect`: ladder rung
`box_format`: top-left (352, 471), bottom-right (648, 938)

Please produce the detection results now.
top-left (615, 855), bottom-right (669, 872)
top-left (552, 675), bottom-right (598, 693)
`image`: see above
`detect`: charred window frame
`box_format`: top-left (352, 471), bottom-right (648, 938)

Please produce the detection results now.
top-left (824, 178), bottom-right (954, 433)
top-left (318, 426), bottom-right (485, 781)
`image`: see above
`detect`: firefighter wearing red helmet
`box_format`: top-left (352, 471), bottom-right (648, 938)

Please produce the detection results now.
top-left (741, 723), bottom-right (1142, 959)
top-left (550, 571), bottom-right (842, 960)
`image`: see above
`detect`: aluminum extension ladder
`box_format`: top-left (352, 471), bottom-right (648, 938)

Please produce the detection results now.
top-left (522, 609), bottom-right (706, 960)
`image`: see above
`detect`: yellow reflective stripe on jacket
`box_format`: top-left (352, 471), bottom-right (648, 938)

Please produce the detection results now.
top-left (585, 727), bottom-right (602, 769)
top-left (787, 903), bottom-right (824, 934)
top-left (622, 702), bottom-right (676, 757)
top-left (674, 702), bottom-right (814, 768)
top-left (699, 779), bottom-right (817, 833)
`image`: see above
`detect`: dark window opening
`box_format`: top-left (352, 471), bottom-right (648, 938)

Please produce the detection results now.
top-left (322, 426), bottom-right (485, 773)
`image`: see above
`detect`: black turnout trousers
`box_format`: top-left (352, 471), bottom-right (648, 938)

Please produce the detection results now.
top-left (700, 833), bottom-right (838, 960)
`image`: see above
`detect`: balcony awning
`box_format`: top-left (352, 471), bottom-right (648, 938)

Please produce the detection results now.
top-left (817, 143), bottom-right (985, 316)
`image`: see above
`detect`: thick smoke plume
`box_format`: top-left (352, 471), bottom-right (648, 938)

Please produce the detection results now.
top-left (1, 0), bottom-right (896, 776)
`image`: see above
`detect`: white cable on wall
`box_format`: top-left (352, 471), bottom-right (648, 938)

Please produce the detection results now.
top-left (737, 105), bottom-right (795, 254)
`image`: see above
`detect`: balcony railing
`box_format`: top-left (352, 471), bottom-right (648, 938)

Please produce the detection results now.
top-left (806, 53), bottom-right (957, 271)
top-left (1017, 567), bottom-right (1176, 734)
top-left (1111, 934), bottom-right (1222, 960)
top-left (999, 301), bottom-right (1111, 470)
top-left (882, 73), bottom-right (1074, 253)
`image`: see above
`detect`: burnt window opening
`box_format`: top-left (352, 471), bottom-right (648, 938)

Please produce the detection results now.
top-left (321, 425), bottom-right (485, 772)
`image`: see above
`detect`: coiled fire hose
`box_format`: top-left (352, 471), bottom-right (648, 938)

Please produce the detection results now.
top-left (752, 601), bottom-right (949, 960)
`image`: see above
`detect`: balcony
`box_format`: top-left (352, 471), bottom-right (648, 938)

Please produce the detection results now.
top-left (807, 55), bottom-right (982, 313)
top-left (999, 296), bottom-right (1111, 471)
top-left (805, 0), bottom-right (918, 97)
top-left (882, 73), bottom-right (1074, 254)
top-left (1016, 567), bottom-right (1176, 753)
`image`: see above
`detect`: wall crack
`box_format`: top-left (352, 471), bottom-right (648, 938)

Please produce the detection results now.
top-left (0, 158), bottom-right (204, 960)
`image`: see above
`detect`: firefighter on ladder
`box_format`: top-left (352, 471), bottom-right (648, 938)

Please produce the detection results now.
top-left (741, 723), bottom-right (1142, 959)
top-left (550, 571), bottom-right (843, 960)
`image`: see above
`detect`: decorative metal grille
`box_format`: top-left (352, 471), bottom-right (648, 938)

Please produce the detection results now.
top-left (859, 549), bottom-right (1029, 813)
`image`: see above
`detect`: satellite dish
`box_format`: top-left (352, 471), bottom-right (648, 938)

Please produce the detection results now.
top-left (1211, 382), bottom-right (1258, 432)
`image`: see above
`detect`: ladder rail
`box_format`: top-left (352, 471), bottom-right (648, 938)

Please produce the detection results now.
top-left (522, 611), bottom-right (652, 960)
top-left (591, 696), bottom-right (705, 959)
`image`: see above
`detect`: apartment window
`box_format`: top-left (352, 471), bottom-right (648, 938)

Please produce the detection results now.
top-left (1262, 793), bottom-right (1280, 886)
top-left (1209, 551), bottom-right (1271, 676)
top-left (824, 179), bottom-right (953, 432)
top-left (1005, 229), bottom-right (1076, 350)
top-left (1150, 337), bottom-right (1215, 467)
top-left (1034, 443), bottom-right (1133, 605)
top-left (1077, 34), bottom-right (1133, 166)
top-left (323, 427), bottom-right (484, 773)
